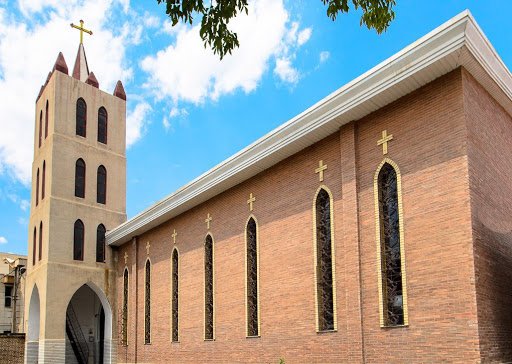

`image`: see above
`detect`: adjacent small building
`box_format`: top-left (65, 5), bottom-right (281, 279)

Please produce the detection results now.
top-left (0, 252), bottom-right (26, 334)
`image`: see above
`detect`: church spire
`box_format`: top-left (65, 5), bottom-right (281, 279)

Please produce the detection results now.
top-left (72, 43), bottom-right (90, 82)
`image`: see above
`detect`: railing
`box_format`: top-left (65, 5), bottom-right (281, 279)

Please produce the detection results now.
top-left (66, 304), bottom-right (89, 364)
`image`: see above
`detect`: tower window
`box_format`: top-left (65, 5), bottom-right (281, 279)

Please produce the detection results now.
top-left (76, 98), bottom-right (87, 137)
top-left (42, 161), bottom-right (46, 200)
top-left (75, 159), bottom-right (86, 198)
top-left (98, 107), bottom-right (108, 144)
top-left (171, 248), bottom-right (179, 342)
top-left (38, 110), bottom-right (42, 148)
top-left (122, 268), bottom-right (129, 345)
top-left (246, 217), bottom-right (259, 337)
top-left (36, 168), bottom-right (40, 206)
top-left (204, 235), bottom-right (214, 340)
top-left (96, 224), bottom-right (106, 263)
top-left (39, 222), bottom-right (43, 261)
top-left (73, 219), bottom-right (84, 261)
top-left (145, 259), bottom-right (151, 344)
top-left (45, 100), bottom-right (49, 139)
top-left (32, 228), bottom-right (36, 266)
top-left (4, 285), bottom-right (12, 308)
top-left (315, 188), bottom-right (335, 331)
top-left (97, 165), bottom-right (107, 204)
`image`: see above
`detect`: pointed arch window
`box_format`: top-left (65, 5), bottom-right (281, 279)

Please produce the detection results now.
top-left (376, 161), bottom-right (408, 327)
top-left (144, 260), bottom-right (151, 344)
top-left (45, 100), bottom-right (49, 139)
top-left (76, 98), bottom-right (87, 137)
top-left (98, 107), bottom-right (108, 144)
top-left (314, 188), bottom-right (336, 331)
top-left (96, 224), bottom-right (106, 263)
top-left (97, 165), bottom-right (106, 204)
top-left (171, 249), bottom-right (179, 342)
top-left (38, 110), bottom-right (42, 148)
top-left (36, 168), bottom-right (40, 206)
top-left (122, 268), bottom-right (129, 345)
top-left (42, 161), bottom-right (46, 200)
top-left (38, 222), bottom-right (43, 261)
top-left (246, 217), bottom-right (259, 337)
top-left (75, 159), bottom-right (86, 198)
top-left (73, 219), bottom-right (84, 261)
top-left (32, 228), bottom-right (36, 266)
top-left (204, 235), bottom-right (214, 340)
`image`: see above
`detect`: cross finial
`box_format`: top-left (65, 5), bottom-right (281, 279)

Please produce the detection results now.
top-left (247, 193), bottom-right (256, 212)
top-left (146, 242), bottom-right (151, 255)
top-left (124, 252), bottom-right (128, 264)
top-left (70, 19), bottom-right (93, 44)
top-left (377, 130), bottom-right (394, 155)
top-left (171, 229), bottom-right (178, 244)
top-left (315, 160), bottom-right (328, 182)
top-left (205, 213), bottom-right (212, 230)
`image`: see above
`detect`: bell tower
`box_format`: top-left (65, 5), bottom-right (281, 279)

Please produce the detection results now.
top-left (25, 21), bottom-right (127, 364)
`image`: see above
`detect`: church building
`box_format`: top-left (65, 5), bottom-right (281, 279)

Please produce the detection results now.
top-left (25, 11), bottom-right (512, 363)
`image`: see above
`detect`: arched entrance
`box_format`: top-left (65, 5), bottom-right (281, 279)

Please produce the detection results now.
top-left (26, 285), bottom-right (40, 364)
top-left (65, 283), bottom-right (112, 364)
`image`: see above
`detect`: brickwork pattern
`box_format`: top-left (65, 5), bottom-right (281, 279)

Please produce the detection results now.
top-left (0, 334), bottom-right (25, 364)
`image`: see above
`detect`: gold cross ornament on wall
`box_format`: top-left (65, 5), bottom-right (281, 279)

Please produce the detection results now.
top-left (205, 213), bottom-right (212, 230)
top-left (315, 160), bottom-right (328, 182)
top-left (247, 193), bottom-right (256, 212)
top-left (377, 130), bottom-right (394, 155)
top-left (172, 229), bottom-right (178, 244)
top-left (70, 19), bottom-right (93, 44)
top-left (146, 242), bottom-right (150, 255)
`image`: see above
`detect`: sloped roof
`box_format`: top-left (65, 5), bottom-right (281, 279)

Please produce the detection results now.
top-left (107, 10), bottom-right (512, 246)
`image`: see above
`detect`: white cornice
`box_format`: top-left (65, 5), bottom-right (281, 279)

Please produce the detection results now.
top-left (107, 10), bottom-right (512, 246)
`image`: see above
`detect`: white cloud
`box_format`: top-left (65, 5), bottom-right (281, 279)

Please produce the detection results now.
top-left (126, 102), bottom-right (152, 147)
top-left (0, 236), bottom-right (7, 244)
top-left (0, 0), bottom-right (136, 184)
top-left (274, 57), bottom-right (299, 84)
top-left (142, 0), bottom-right (311, 104)
top-left (297, 28), bottom-right (312, 46)
top-left (319, 50), bottom-right (330, 63)
top-left (162, 116), bottom-right (172, 132)
top-left (19, 199), bottom-right (30, 211)
top-left (143, 14), bottom-right (160, 28)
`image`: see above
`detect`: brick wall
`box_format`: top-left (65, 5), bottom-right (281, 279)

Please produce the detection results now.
top-left (0, 334), bottom-right (25, 364)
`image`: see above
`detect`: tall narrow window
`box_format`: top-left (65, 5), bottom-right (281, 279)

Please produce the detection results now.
top-left (73, 219), bottom-right (84, 261)
top-left (315, 188), bottom-right (335, 331)
top-left (45, 100), bottom-right (49, 139)
top-left (75, 159), bottom-right (86, 198)
top-left (36, 168), bottom-right (40, 206)
top-left (204, 235), bottom-right (214, 340)
top-left (96, 224), bottom-right (106, 263)
top-left (171, 249), bottom-right (179, 342)
top-left (98, 107), bottom-right (108, 144)
top-left (42, 161), bottom-right (46, 200)
top-left (97, 165), bottom-right (107, 204)
top-left (38, 222), bottom-right (43, 261)
top-left (38, 110), bottom-right (42, 148)
top-left (246, 217), bottom-right (259, 337)
top-left (76, 98), bottom-right (87, 137)
top-left (122, 268), bottom-right (129, 345)
top-left (32, 228), bottom-right (36, 266)
top-left (377, 162), bottom-right (407, 326)
top-left (144, 260), bottom-right (151, 344)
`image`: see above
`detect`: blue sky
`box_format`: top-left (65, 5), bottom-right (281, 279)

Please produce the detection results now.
top-left (0, 0), bottom-right (510, 254)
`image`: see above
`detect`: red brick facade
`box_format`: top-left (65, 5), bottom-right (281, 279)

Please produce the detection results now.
top-left (115, 68), bottom-right (512, 363)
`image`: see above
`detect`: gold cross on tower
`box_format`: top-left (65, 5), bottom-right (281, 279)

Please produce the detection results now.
top-left (70, 19), bottom-right (93, 44)
top-left (315, 160), bottom-right (328, 182)
top-left (146, 242), bottom-right (151, 255)
top-left (377, 130), bottom-right (394, 155)
top-left (124, 252), bottom-right (129, 264)
top-left (247, 193), bottom-right (256, 212)
top-left (172, 229), bottom-right (178, 244)
top-left (205, 213), bottom-right (212, 230)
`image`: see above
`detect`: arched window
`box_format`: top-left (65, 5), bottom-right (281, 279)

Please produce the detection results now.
top-left (96, 224), bottom-right (106, 263)
top-left (376, 161), bottom-right (407, 327)
top-left (73, 219), bottom-right (84, 261)
top-left (38, 222), bottom-right (43, 261)
top-left (98, 107), bottom-right (107, 144)
top-left (97, 165), bottom-right (107, 204)
top-left (42, 161), bottom-right (46, 200)
top-left (35, 168), bottom-right (40, 206)
top-left (204, 235), bottom-right (214, 340)
top-left (45, 100), bottom-right (49, 139)
top-left (171, 249), bottom-right (179, 342)
top-left (144, 260), bottom-right (151, 344)
top-left (122, 268), bottom-right (129, 345)
top-left (32, 228), bottom-right (36, 266)
top-left (75, 159), bottom-right (86, 198)
top-left (246, 217), bottom-right (259, 337)
top-left (38, 110), bottom-right (42, 148)
top-left (314, 187), bottom-right (336, 331)
top-left (76, 98), bottom-right (87, 137)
